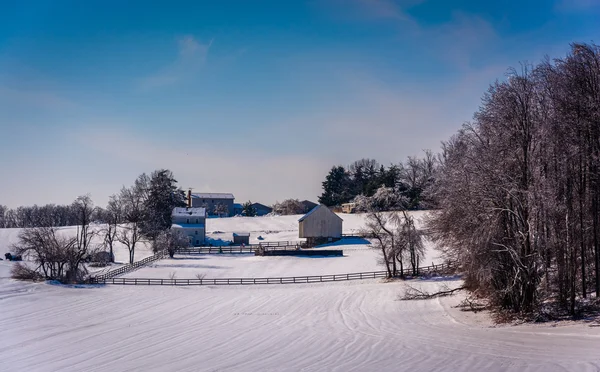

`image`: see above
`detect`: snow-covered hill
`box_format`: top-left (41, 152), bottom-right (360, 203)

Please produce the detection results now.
top-left (1, 211), bottom-right (598, 371)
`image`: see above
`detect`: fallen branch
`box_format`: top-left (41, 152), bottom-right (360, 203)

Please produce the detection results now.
top-left (401, 284), bottom-right (465, 300)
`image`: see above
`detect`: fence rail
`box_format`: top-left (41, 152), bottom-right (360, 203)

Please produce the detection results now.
top-left (177, 244), bottom-right (302, 255)
top-left (91, 241), bottom-right (305, 281)
top-left (90, 262), bottom-right (452, 286)
top-left (94, 250), bottom-right (168, 281)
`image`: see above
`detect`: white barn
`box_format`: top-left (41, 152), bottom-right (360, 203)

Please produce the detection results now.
top-left (298, 205), bottom-right (343, 247)
top-left (171, 207), bottom-right (206, 246)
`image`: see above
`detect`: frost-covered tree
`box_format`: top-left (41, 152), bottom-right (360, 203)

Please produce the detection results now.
top-left (428, 43), bottom-right (600, 315)
top-left (100, 194), bottom-right (122, 262)
top-left (363, 211), bottom-right (423, 278)
top-left (117, 181), bottom-right (145, 264)
top-left (152, 229), bottom-right (190, 258)
top-left (272, 199), bottom-right (305, 215)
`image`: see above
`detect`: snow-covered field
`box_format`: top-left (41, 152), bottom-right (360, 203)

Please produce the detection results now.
top-left (1, 212), bottom-right (599, 371)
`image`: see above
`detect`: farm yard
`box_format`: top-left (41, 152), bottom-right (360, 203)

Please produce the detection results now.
top-left (0, 212), bottom-right (599, 371)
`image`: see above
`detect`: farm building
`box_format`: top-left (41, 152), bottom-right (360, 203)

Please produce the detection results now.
top-left (189, 192), bottom-right (235, 217)
top-left (252, 202), bottom-right (273, 216)
top-left (298, 205), bottom-right (343, 247)
top-left (171, 207), bottom-right (206, 246)
top-left (233, 203), bottom-right (243, 216)
top-left (341, 202), bottom-right (356, 214)
top-left (300, 200), bottom-right (318, 213)
top-left (232, 232), bottom-right (250, 245)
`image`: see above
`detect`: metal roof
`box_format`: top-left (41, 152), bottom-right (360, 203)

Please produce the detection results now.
top-left (298, 205), bottom-right (343, 222)
top-left (191, 193), bottom-right (235, 199)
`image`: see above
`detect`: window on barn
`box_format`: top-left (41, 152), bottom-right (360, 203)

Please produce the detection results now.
top-left (196, 219), bottom-right (198, 223)
top-left (195, 230), bottom-right (198, 235)
top-left (186, 218), bottom-right (189, 224)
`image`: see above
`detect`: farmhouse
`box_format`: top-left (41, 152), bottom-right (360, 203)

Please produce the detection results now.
top-left (300, 200), bottom-right (318, 213)
top-left (251, 202), bottom-right (273, 216)
top-left (298, 205), bottom-right (343, 247)
top-left (341, 202), bottom-right (356, 214)
top-left (171, 207), bottom-right (206, 246)
top-left (190, 192), bottom-right (235, 217)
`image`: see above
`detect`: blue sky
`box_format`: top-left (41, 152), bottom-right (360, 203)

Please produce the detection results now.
top-left (0, 0), bottom-right (598, 208)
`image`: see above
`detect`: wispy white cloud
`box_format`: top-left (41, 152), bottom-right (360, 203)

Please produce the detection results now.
top-left (425, 12), bottom-right (499, 70)
top-left (323, 0), bottom-right (422, 25)
top-left (555, 0), bottom-right (600, 11)
top-left (138, 35), bottom-right (213, 90)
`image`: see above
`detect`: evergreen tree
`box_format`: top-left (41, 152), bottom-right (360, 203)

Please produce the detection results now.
top-left (318, 166), bottom-right (353, 206)
top-left (140, 169), bottom-right (186, 239)
top-left (242, 201), bottom-right (257, 217)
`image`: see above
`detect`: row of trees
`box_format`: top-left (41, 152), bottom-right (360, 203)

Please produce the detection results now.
top-left (0, 204), bottom-right (86, 228)
top-left (428, 43), bottom-right (600, 315)
top-left (10, 169), bottom-right (187, 282)
top-left (318, 155), bottom-right (437, 210)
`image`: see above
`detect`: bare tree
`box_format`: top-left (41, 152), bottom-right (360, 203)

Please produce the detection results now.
top-left (272, 199), bottom-right (305, 215)
top-left (68, 195), bottom-right (98, 281)
top-left (117, 184), bottom-right (145, 264)
top-left (363, 210), bottom-right (424, 278)
top-left (427, 43), bottom-right (600, 316)
top-left (152, 229), bottom-right (190, 258)
top-left (101, 194), bottom-right (121, 262)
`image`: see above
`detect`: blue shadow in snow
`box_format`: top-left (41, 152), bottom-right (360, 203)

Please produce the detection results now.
top-left (314, 237), bottom-right (370, 248)
top-left (47, 280), bottom-right (105, 289)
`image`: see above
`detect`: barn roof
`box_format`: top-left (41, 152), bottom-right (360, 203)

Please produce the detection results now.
top-left (172, 207), bottom-right (206, 217)
top-left (251, 202), bottom-right (272, 210)
top-left (233, 232), bottom-right (250, 237)
top-left (298, 205), bottom-right (343, 222)
top-left (191, 193), bottom-right (235, 199)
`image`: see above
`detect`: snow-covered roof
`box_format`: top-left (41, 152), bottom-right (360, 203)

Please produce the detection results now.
top-left (233, 232), bottom-right (250, 237)
top-left (298, 205), bottom-right (343, 222)
top-left (172, 223), bottom-right (206, 229)
top-left (191, 193), bottom-right (235, 200)
top-left (172, 207), bottom-right (206, 217)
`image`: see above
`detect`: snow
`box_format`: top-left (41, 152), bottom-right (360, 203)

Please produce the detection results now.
top-left (192, 192), bottom-right (235, 199)
top-left (1, 211), bottom-right (599, 371)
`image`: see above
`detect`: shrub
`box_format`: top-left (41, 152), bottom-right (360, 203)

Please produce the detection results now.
top-left (11, 263), bottom-right (43, 281)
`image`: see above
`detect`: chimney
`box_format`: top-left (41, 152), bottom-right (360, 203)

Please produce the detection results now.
top-left (187, 190), bottom-right (192, 208)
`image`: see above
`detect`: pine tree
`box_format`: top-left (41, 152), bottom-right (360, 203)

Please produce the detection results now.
top-left (242, 201), bottom-right (257, 217)
top-left (318, 166), bottom-right (353, 206)
top-left (140, 169), bottom-right (186, 239)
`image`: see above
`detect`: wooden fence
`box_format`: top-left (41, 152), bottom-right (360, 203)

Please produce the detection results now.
top-left (177, 243), bottom-right (302, 255)
top-left (90, 262), bottom-right (452, 286)
top-left (93, 249), bottom-right (168, 281)
top-left (91, 241), bottom-right (304, 281)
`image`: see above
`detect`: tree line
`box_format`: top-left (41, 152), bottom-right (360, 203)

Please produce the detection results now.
top-left (428, 43), bottom-right (600, 316)
top-left (318, 155), bottom-right (437, 211)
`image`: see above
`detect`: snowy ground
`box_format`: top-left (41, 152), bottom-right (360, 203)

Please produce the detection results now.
top-left (125, 238), bottom-right (441, 280)
top-left (1, 211), bottom-right (599, 371)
